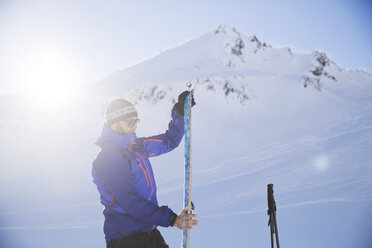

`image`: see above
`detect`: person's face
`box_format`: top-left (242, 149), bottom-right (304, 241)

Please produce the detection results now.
top-left (117, 117), bottom-right (140, 134)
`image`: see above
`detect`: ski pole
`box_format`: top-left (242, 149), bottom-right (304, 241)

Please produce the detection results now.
top-left (182, 81), bottom-right (195, 248)
top-left (267, 184), bottom-right (280, 248)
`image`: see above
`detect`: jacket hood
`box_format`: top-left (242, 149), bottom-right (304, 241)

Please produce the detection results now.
top-left (95, 124), bottom-right (137, 149)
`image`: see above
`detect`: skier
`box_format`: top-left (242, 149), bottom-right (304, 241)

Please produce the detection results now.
top-left (92, 91), bottom-right (198, 248)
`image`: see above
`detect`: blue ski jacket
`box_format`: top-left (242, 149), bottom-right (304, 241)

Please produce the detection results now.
top-left (92, 107), bottom-right (184, 243)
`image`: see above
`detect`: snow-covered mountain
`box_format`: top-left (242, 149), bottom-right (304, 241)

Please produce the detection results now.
top-left (1, 25), bottom-right (372, 248)
top-left (91, 25), bottom-right (347, 103)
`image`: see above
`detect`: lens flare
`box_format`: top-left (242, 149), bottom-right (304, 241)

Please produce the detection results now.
top-left (313, 154), bottom-right (330, 173)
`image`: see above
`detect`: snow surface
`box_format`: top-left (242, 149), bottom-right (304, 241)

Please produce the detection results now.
top-left (0, 25), bottom-right (371, 248)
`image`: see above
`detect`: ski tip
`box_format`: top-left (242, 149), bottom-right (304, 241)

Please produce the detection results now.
top-left (186, 81), bottom-right (192, 89)
top-left (186, 80), bottom-right (199, 92)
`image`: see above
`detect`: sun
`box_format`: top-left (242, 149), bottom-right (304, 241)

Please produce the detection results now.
top-left (21, 49), bottom-right (81, 110)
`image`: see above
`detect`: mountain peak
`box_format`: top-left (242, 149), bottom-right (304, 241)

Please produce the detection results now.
top-left (92, 25), bottom-right (371, 106)
top-left (214, 25), bottom-right (241, 36)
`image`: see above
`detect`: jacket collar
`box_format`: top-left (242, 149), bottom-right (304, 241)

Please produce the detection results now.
top-left (95, 124), bottom-right (137, 150)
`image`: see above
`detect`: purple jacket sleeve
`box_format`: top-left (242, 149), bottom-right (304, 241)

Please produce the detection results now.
top-left (141, 106), bottom-right (184, 157)
top-left (93, 147), bottom-right (174, 227)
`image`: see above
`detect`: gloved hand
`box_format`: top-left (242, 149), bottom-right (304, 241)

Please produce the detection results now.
top-left (175, 90), bottom-right (196, 116)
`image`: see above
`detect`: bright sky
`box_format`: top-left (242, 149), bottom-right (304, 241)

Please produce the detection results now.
top-left (0, 0), bottom-right (371, 96)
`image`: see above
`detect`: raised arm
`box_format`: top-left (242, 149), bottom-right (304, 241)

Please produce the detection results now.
top-left (141, 91), bottom-right (196, 157)
top-left (141, 106), bottom-right (184, 157)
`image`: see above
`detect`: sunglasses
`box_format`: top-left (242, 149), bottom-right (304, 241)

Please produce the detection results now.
top-left (124, 118), bottom-right (140, 127)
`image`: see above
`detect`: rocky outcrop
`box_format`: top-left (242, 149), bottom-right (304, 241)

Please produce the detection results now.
top-left (303, 51), bottom-right (337, 91)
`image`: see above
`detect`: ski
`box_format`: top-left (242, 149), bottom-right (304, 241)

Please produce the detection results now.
top-left (182, 83), bottom-right (194, 248)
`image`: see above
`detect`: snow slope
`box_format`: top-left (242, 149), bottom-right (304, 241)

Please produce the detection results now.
top-left (0, 25), bottom-right (371, 248)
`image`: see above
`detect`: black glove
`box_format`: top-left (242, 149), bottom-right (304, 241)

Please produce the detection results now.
top-left (175, 90), bottom-right (196, 116)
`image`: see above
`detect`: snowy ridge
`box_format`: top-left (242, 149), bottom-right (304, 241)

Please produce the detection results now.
top-left (90, 25), bottom-right (349, 109)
